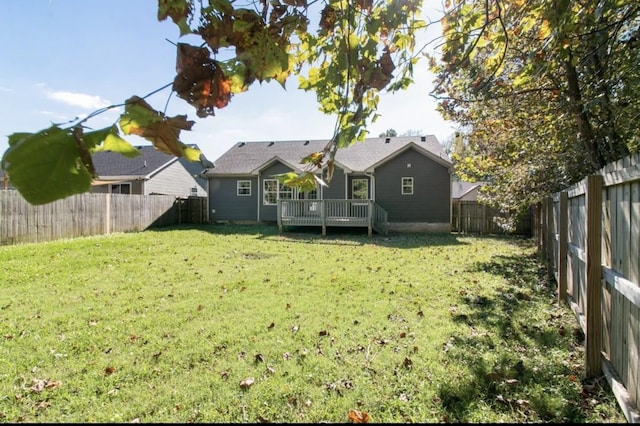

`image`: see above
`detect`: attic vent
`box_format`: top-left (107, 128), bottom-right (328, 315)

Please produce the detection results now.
top-left (268, 142), bottom-right (275, 147)
top-left (420, 136), bottom-right (426, 142)
top-left (304, 140), bottom-right (310, 145)
top-left (238, 142), bottom-right (246, 147)
top-left (385, 137), bottom-right (391, 143)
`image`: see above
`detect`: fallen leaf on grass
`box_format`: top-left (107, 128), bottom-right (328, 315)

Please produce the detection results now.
top-left (239, 377), bottom-right (254, 389)
top-left (403, 357), bottom-right (413, 369)
top-left (30, 378), bottom-right (62, 393)
top-left (348, 409), bottom-right (370, 423)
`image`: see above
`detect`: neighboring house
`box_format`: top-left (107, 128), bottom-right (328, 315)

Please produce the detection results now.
top-left (452, 180), bottom-right (485, 201)
top-left (204, 136), bottom-right (453, 233)
top-left (92, 145), bottom-right (211, 197)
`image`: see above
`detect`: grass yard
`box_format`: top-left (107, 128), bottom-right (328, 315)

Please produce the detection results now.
top-left (0, 224), bottom-right (626, 423)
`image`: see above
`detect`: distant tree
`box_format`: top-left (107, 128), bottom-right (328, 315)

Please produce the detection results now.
top-left (379, 129), bottom-right (398, 137)
top-left (400, 129), bottom-right (423, 136)
top-left (430, 0), bottom-right (640, 218)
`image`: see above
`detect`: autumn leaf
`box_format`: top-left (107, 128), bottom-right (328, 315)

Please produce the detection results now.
top-left (300, 151), bottom-right (324, 167)
top-left (173, 43), bottom-right (232, 118)
top-left (348, 409), bottom-right (370, 423)
top-left (119, 96), bottom-right (198, 158)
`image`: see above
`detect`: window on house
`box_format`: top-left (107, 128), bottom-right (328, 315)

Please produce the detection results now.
top-left (352, 178), bottom-right (368, 199)
top-left (237, 180), bottom-right (251, 196)
top-left (263, 179), bottom-right (278, 205)
top-left (110, 183), bottom-right (131, 194)
top-left (402, 177), bottom-right (414, 195)
top-left (263, 179), bottom-right (294, 205)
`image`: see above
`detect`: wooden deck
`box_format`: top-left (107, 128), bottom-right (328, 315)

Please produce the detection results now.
top-left (277, 199), bottom-right (388, 236)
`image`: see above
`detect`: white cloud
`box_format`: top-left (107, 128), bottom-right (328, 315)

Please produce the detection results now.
top-left (47, 91), bottom-right (111, 109)
top-left (0, 86), bottom-right (13, 92)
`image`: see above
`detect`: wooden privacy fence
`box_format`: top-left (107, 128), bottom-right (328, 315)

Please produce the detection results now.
top-left (536, 152), bottom-right (640, 422)
top-left (452, 200), bottom-right (533, 235)
top-left (0, 191), bottom-right (208, 246)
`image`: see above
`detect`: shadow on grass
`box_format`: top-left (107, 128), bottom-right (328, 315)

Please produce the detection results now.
top-left (435, 250), bottom-right (602, 423)
top-left (146, 223), bottom-right (471, 249)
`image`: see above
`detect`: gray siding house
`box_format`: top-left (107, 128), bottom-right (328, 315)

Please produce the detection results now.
top-left (91, 145), bottom-right (210, 197)
top-left (204, 136), bottom-right (453, 233)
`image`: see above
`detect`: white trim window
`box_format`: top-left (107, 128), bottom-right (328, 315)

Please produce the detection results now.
top-left (352, 178), bottom-right (368, 200)
top-left (263, 179), bottom-right (294, 205)
top-left (402, 177), bottom-right (414, 195)
top-left (110, 183), bottom-right (131, 194)
top-left (263, 179), bottom-right (278, 205)
top-left (237, 180), bottom-right (251, 196)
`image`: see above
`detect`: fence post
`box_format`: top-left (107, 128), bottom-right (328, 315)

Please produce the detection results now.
top-left (540, 200), bottom-right (548, 259)
top-left (367, 200), bottom-right (373, 237)
top-left (545, 196), bottom-right (554, 281)
top-left (558, 191), bottom-right (568, 305)
top-left (535, 202), bottom-right (542, 253)
top-left (321, 200), bottom-right (326, 237)
top-left (105, 193), bottom-right (111, 235)
top-left (585, 174), bottom-right (603, 378)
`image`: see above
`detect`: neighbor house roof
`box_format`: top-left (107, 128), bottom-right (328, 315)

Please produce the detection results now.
top-left (205, 136), bottom-right (451, 176)
top-left (451, 181), bottom-right (484, 199)
top-left (92, 145), bottom-right (209, 180)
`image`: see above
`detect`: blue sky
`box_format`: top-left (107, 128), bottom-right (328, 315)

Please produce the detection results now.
top-left (0, 0), bottom-right (454, 163)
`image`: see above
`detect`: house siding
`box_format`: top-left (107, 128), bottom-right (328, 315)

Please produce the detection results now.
top-left (209, 176), bottom-right (258, 221)
top-left (322, 167), bottom-right (347, 199)
top-left (146, 160), bottom-right (207, 196)
top-left (374, 148), bottom-right (451, 223)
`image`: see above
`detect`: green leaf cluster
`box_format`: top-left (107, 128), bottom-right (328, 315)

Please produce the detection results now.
top-left (1, 125), bottom-right (136, 205)
top-left (431, 0), bottom-right (640, 218)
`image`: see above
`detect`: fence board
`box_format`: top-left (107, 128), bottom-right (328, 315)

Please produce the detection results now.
top-left (631, 182), bottom-right (640, 284)
top-left (1, 191), bottom-right (205, 246)
top-left (451, 200), bottom-right (532, 235)
top-left (538, 152), bottom-right (640, 421)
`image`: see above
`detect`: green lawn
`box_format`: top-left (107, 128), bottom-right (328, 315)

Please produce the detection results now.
top-left (0, 224), bottom-right (626, 423)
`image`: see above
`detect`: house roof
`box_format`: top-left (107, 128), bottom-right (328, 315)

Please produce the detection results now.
top-left (205, 136), bottom-right (451, 176)
top-left (92, 145), bottom-right (208, 179)
top-left (452, 180), bottom-right (484, 199)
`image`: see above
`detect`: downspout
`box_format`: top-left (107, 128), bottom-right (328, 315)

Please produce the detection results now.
top-left (205, 177), bottom-right (210, 223)
top-left (256, 172), bottom-right (261, 222)
top-left (365, 172), bottom-right (375, 201)
top-left (344, 171), bottom-right (349, 199)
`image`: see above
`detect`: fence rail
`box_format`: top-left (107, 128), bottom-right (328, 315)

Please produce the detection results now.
top-left (0, 191), bottom-right (207, 246)
top-left (277, 199), bottom-right (388, 236)
top-left (536, 152), bottom-right (640, 422)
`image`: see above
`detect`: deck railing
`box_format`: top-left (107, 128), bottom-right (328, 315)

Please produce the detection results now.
top-left (277, 199), bottom-right (387, 236)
